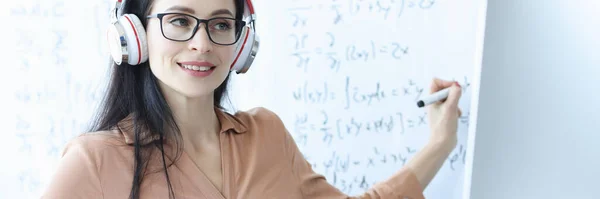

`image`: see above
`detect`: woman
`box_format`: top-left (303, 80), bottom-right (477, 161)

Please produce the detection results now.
top-left (42, 0), bottom-right (463, 198)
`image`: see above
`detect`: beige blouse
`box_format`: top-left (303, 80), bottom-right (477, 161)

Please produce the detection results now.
top-left (41, 107), bottom-right (425, 199)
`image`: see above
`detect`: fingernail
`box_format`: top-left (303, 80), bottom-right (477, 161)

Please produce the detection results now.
top-left (454, 82), bottom-right (461, 88)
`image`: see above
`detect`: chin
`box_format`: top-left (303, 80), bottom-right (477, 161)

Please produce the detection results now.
top-left (178, 86), bottom-right (217, 99)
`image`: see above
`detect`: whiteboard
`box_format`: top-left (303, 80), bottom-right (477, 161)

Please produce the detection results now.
top-left (1, 0), bottom-right (487, 198)
top-left (2, 0), bottom-right (114, 198)
top-left (232, 0), bottom-right (487, 198)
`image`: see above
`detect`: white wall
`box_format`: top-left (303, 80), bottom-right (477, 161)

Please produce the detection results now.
top-left (467, 0), bottom-right (600, 198)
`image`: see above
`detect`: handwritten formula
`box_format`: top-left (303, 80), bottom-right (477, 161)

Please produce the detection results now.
top-left (251, 0), bottom-right (484, 198)
top-left (5, 0), bottom-right (113, 198)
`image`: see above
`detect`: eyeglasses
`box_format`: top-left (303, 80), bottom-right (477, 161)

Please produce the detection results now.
top-left (146, 13), bottom-right (247, 45)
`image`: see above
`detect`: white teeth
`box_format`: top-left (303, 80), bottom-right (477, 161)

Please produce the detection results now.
top-left (181, 64), bottom-right (212, 71)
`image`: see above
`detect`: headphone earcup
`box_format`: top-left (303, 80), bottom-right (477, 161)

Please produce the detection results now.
top-left (107, 22), bottom-right (126, 65)
top-left (230, 26), bottom-right (258, 74)
top-left (118, 14), bottom-right (148, 65)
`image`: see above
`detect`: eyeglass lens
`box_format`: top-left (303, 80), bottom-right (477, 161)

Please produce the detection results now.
top-left (160, 13), bottom-right (242, 45)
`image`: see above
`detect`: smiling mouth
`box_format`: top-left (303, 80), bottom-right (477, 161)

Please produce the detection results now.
top-left (177, 63), bottom-right (216, 72)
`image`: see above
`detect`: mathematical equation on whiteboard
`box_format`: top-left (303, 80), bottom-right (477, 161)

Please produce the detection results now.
top-left (303, 143), bottom-right (467, 193)
top-left (289, 0), bottom-right (437, 24)
top-left (290, 76), bottom-right (471, 142)
top-left (286, 0), bottom-right (436, 73)
top-left (290, 38), bottom-right (410, 73)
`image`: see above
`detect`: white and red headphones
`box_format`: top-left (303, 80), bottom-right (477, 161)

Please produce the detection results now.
top-left (106, 0), bottom-right (259, 74)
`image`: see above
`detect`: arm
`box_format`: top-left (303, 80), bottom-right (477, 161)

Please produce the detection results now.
top-left (406, 78), bottom-right (462, 189)
top-left (41, 137), bottom-right (104, 199)
top-left (405, 140), bottom-right (455, 189)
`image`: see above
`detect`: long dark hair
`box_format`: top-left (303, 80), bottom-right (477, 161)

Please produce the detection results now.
top-left (87, 0), bottom-right (245, 198)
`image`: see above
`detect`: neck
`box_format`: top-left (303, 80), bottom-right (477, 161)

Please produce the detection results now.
top-left (164, 92), bottom-right (221, 153)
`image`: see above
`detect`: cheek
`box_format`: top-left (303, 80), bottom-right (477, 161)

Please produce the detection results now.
top-left (218, 46), bottom-right (237, 66)
top-left (146, 24), bottom-right (179, 65)
top-left (214, 47), bottom-right (236, 79)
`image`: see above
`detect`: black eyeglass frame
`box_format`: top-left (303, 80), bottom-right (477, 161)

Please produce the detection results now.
top-left (146, 12), bottom-right (247, 46)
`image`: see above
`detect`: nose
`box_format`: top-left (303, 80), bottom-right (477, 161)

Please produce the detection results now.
top-left (188, 25), bottom-right (213, 53)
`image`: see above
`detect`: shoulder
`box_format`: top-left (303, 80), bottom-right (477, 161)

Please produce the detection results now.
top-left (231, 107), bottom-right (287, 132)
top-left (228, 107), bottom-right (298, 160)
top-left (43, 131), bottom-right (134, 198)
top-left (64, 130), bottom-right (127, 149)
top-left (234, 106), bottom-right (283, 122)
top-left (225, 107), bottom-right (293, 145)
top-left (60, 130), bottom-right (131, 162)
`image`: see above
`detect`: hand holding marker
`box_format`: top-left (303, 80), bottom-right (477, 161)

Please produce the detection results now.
top-left (417, 81), bottom-right (463, 112)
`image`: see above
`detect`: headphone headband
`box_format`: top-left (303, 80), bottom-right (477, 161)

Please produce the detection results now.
top-left (111, 0), bottom-right (124, 22)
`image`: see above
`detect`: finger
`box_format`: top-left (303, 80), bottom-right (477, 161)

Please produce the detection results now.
top-left (445, 82), bottom-right (463, 107)
top-left (457, 108), bottom-right (462, 117)
top-left (430, 78), bottom-right (455, 94)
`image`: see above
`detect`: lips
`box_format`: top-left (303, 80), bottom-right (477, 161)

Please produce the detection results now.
top-left (177, 61), bottom-right (216, 72)
top-left (176, 61), bottom-right (216, 77)
top-left (178, 63), bottom-right (214, 71)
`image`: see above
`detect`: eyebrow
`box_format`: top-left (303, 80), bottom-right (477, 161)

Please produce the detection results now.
top-left (164, 6), bottom-right (234, 17)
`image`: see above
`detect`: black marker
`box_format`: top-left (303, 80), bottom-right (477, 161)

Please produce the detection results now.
top-left (416, 84), bottom-right (462, 108)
